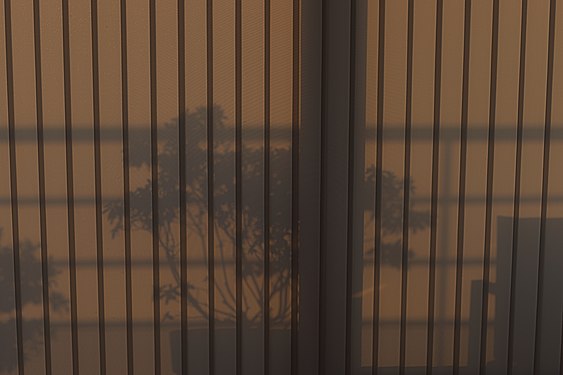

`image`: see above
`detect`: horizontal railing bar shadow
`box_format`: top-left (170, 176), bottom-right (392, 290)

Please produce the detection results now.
top-left (1, 123), bottom-right (561, 143)
top-left (2, 193), bottom-right (562, 206)
top-left (39, 256), bottom-right (495, 268)
top-left (0, 124), bottom-right (294, 143)
top-left (42, 321), bottom-right (270, 329)
top-left (27, 319), bottom-right (479, 328)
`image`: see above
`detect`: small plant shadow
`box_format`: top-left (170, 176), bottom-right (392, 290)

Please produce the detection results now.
top-left (0, 229), bottom-right (67, 373)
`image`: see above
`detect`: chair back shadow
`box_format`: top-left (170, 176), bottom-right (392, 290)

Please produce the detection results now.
top-left (490, 217), bottom-right (563, 374)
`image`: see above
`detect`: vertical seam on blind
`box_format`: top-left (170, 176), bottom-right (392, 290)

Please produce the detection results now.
top-left (119, 0), bottom-right (134, 373)
top-left (399, 0), bottom-right (415, 373)
top-left (291, 0), bottom-right (300, 373)
top-left (345, 0), bottom-right (356, 372)
top-left (506, 0), bottom-right (528, 372)
top-left (206, 0), bottom-right (215, 371)
top-left (3, 0), bottom-right (24, 373)
top-left (479, 0), bottom-right (500, 372)
top-left (533, 0), bottom-right (557, 371)
top-left (148, 0), bottom-right (161, 372)
top-left (61, 0), bottom-right (80, 372)
top-left (90, 0), bottom-right (107, 372)
top-left (560, 309), bottom-right (563, 375)
top-left (264, 0), bottom-right (271, 372)
top-left (178, 0), bottom-right (188, 371)
top-left (32, 0), bottom-right (53, 372)
top-left (453, 0), bottom-right (472, 372)
top-left (372, 0), bottom-right (385, 372)
top-left (235, 0), bottom-right (243, 371)
top-left (426, 0), bottom-right (443, 372)
top-left (318, 0), bottom-right (328, 372)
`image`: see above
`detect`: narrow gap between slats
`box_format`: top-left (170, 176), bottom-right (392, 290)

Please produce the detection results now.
top-left (178, 0), bottom-right (188, 372)
top-left (506, 1), bottom-right (528, 373)
top-left (345, 0), bottom-right (357, 372)
top-left (235, 0), bottom-right (243, 371)
top-left (263, 0), bottom-right (271, 372)
top-left (90, 0), bottom-right (107, 372)
top-left (532, 0), bottom-right (557, 371)
top-left (399, 0), bottom-right (415, 373)
top-left (119, 0), bottom-right (134, 373)
top-left (206, 0), bottom-right (215, 372)
top-left (560, 310), bottom-right (563, 375)
top-left (291, 0), bottom-right (300, 373)
top-left (61, 0), bottom-right (80, 372)
top-left (453, 0), bottom-right (472, 372)
top-left (148, 0), bottom-right (161, 372)
top-left (3, 0), bottom-right (24, 373)
top-left (425, 0), bottom-right (444, 373)
top-left (478, 0), bottom-right (500, 372)
top-left (318, 0), bottom-right (328, 372)
top-left (32, 0), bottom-right (53, 372)
top-left (372, 0), bottom-right (386, 372)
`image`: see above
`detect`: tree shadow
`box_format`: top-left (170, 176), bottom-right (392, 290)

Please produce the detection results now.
top-left (0, 229), bottom-right (67, 373)
top-left (364, 167), bottom-right (430, 267)
top-left (103, 105), bottom-right (430, 327)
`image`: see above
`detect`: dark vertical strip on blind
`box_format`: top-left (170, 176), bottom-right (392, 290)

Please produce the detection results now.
top-left (177, 0), bottom-right (187, 372)
top-left (372, 0), bottom-right (385, 372)
top-left (318, 0), bottom-right (327, 372)
top-left (61, 0), bottom-right (80, 372)
top-left (560, 311), bottom-right (563, 375)
top-left (425, 0), bottom-right (443, 373)
top-left (148, 0), bottom-right (161, 372)
top-left (533, 0), bottom-right (557, 371)
top-left (90, 0), bottom-right (107, 373)
top-left (453, 1), bottom-right (472, 373)
top-left (3, 0), bottom-right (24, 373)
top-left (32, 0), bottom-right (52, 373)
top-left (479, 0), bottom-right (500, 372)
top-left (506, 1), bottom-right (527, 373)
top-left (119, 1), bottom-right (134, 373)
top-left (399, 1), bottom-right (414, 373)
top-left (263, 0), bottom-right (271, 372)
top-left (206, 0), bottom-right (215, 372)
top-left (235, 0), bottom-right (243, 371)
top-left (344, 0), bottom-right (356, 373)
top-left (291, 0), bottom-right (300, 372)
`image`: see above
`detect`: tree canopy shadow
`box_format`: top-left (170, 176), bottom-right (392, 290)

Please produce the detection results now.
top-left (103, 105), bottom-right (430, 326)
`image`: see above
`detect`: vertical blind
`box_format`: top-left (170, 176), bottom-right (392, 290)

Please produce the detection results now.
top-left (2, 0), bottom-right (563, 374)
top-left (320, 0), bottom-right (563, 374)
top-left (1, 0), bottom-right (300, 374)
